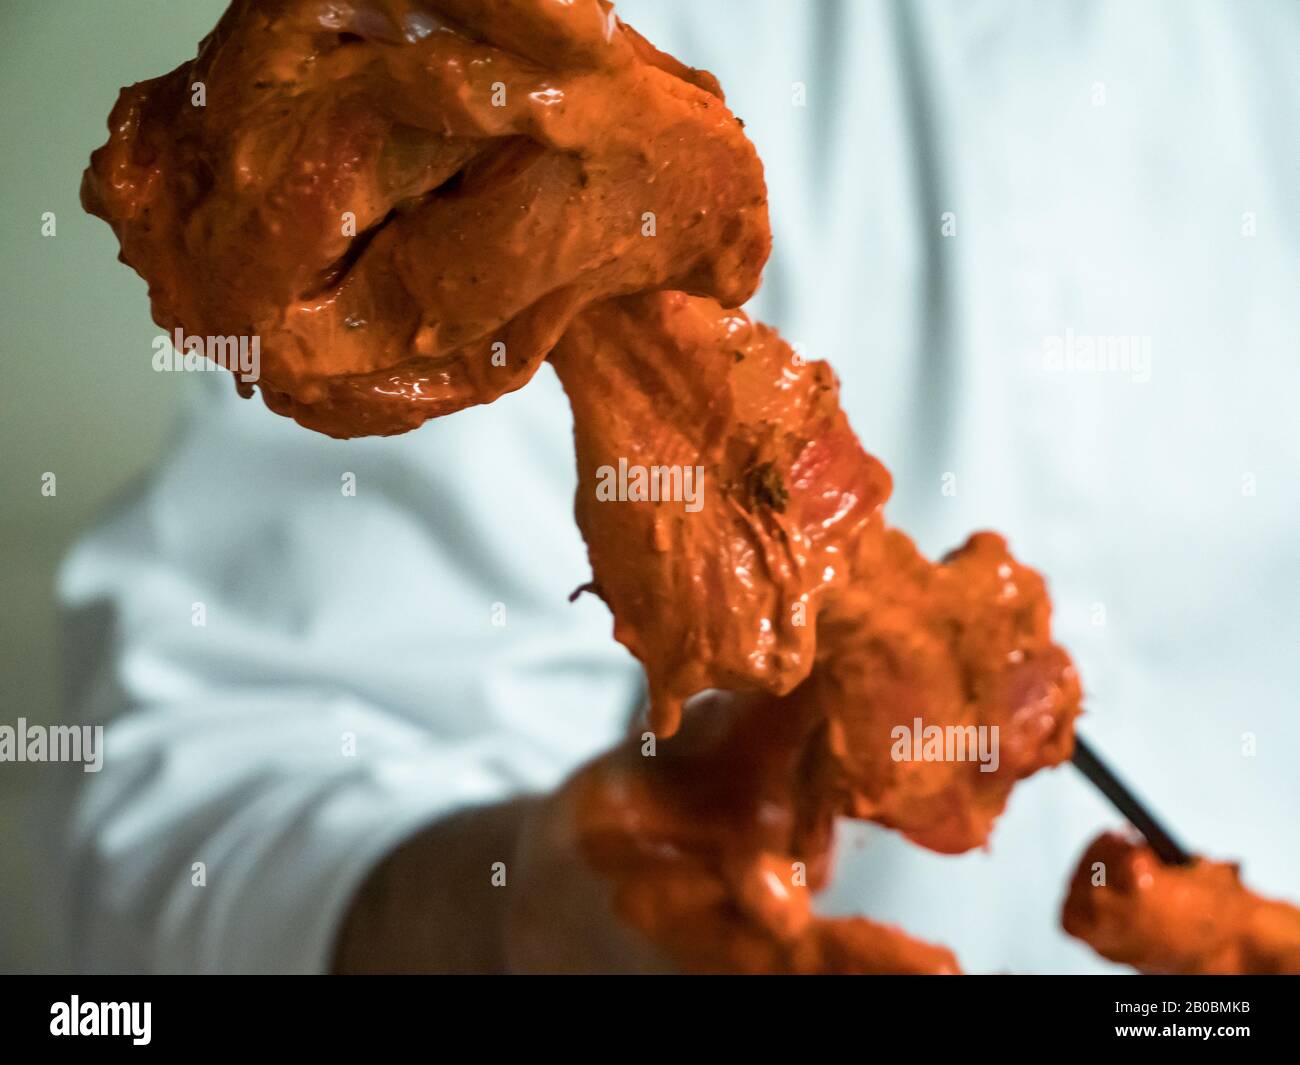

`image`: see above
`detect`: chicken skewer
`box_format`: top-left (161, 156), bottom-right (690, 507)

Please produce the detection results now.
top-left (81, 0), bottom-right (1299, 974)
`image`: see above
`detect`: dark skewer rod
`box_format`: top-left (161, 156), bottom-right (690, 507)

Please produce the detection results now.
top-left (1071, 734), bottom-right (1193, 866)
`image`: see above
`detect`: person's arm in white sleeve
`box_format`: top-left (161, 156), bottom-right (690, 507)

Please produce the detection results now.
top-left (48, 369), bottom-right (641, 974)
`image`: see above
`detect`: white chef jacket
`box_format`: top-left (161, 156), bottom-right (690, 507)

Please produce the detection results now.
top-left (48, 0), bottom-right (1300, 973)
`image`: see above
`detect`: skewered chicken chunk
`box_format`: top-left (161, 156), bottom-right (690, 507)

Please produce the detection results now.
top-left (809, 528), bottom-right (1081, 854)
top-left (558, 691), bottom-right (962, 974)
top-left (83, 0), bottom-right (768, 437)
top-left (1064, 832), bottom-right (1300, 974)
top-left (551, 292), bottom-right (892, 737)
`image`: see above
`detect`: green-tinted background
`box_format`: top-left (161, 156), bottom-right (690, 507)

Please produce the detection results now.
top-left (0, 0), bottom-right (229, 971)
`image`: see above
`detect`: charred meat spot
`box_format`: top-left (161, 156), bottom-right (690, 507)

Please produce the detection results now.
top-left (742, 461), bottom-right (789, 514)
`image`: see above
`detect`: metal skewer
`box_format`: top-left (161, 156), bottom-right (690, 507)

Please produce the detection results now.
top-left (1071, 733), bottom-right (1193, 866)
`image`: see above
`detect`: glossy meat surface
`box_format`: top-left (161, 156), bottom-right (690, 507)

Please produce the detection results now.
top-left (83, 0), bottom-right (769, 437)
top-left (1063, 832), bottom-right (1300, 974)
top-left (571, 692), bottom-right (962, 974)
top-left (552, 292), bottom-right (892, 736)
top-left (811, 528), bottom-right (1080, 853)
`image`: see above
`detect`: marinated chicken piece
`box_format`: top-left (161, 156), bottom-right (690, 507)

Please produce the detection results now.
top-left (1063, 832), bottom-right (1300, 974)
top-left (551, 292), bottom-right (891, 736)
top-left (807, 529), bottom-right (1081, 853)
top-left (570, 692), bottom-right (960, 974)
top-left (82, 0), bottom-right (769, 437)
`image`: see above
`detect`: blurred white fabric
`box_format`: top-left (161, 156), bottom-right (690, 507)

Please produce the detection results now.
top-left (48, 0), bottom-right (1300, 973)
